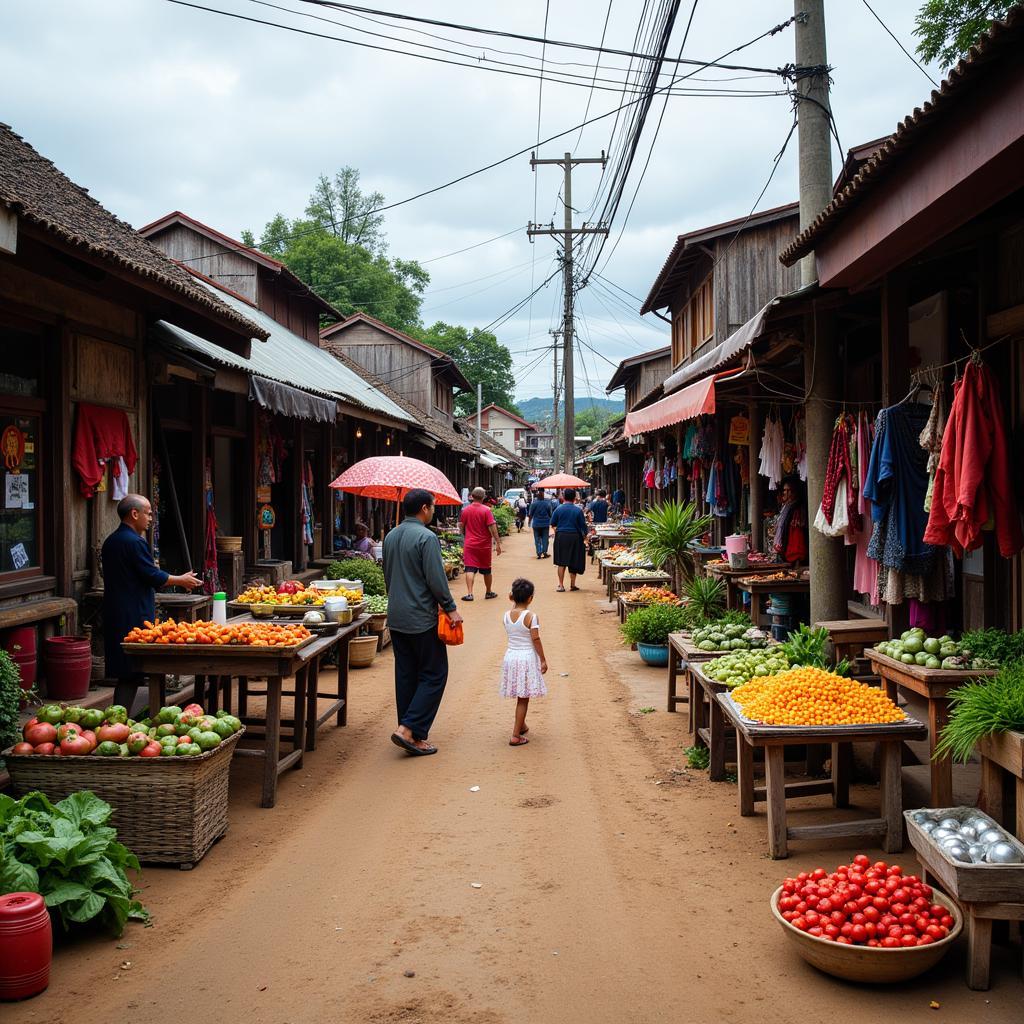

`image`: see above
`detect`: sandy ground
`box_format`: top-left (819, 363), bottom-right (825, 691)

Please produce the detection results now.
top-left (10, 530), bottom-right (1023, 1023)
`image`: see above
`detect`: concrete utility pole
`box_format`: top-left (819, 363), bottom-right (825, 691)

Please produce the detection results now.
top-left (550, 328), bottom-right (562, 474)
top-left (794, 0), bottom-right (844, 624)
top-left (529, 152), bottom-right (608, 475)
top-left (476, 382), bottom-right (482, 450)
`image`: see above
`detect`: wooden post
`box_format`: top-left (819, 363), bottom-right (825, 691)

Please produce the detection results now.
top-left (748, 395), bottom-right (762, 550)
top-left (675, 424), bottom-right (684, 503)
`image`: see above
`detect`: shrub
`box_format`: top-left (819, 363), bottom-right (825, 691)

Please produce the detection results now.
top-left (492, 504), bottom-right (514, 537)
top-left (0, 649), bottom-right (21, 762)
top-left (325, 557), bottom-right (386, 596)
top-left (682, 576), bottom-right (726, 625)
top-left (620, 603), bottom-right (687, 647)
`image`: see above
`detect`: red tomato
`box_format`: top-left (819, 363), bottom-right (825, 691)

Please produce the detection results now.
top-left (917, 934), bottom-right (934, 945)
top-left (829, 910), bottom-right (846, 925)
top-left (900, 934), bottom-right (918, 947)
top-left (791, 917), bottom-right (808, 931)
top-left (807, 926), bottom-right (824, 937)
top-left (881, 936), bottom-right (900, 948)
top-left (850, 924), bottom-right (867, 943)
top-left (888, 865), bottom-right (902, 876)
top-left (835, 936), bottom-right (852, 944)
top-left (97, 722), bottom-right (130, 744)
top-left (61, 735), bottom-right (92, 755)
top-left (928, 904), bottom-right (945, 918)
top-left (139, 742), bottom-right (162, 758)
top-left (925, 924), bottom-right (943, 939)
top-left (24, 722), bottom-right (58, 746)
top-left (874, 861), bottom-right (888, 872)
top-left (940, 915), bottom-right (954, 929)
top-left (811, 868), bottom-right (827, 881)
top-left (33, 742), bottom-right (55, 755)
top-left (890, 902), bottom-right (907, 916)
top-left (79, 729), bottom-right (97, 750)
top-left (817, 898), bottom-right (833, 913)
top-left (863, 906), bottom-right (880, 923)
top-left (920, 884), bottom-right (933, 898)
top-left (840, 923), bottom-right (853, 938)
top-left (887, 926), bottom-right (903, 939)
top-left (824, 924), bottom-right (840, 938)
top-left (11, 741), bottom-right (35, 755)
top-left (853, 854), bottom-right (870, 868)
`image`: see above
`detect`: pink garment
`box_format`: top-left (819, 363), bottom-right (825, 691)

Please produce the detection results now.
top-left (850, 411), bottom-right (879, 604)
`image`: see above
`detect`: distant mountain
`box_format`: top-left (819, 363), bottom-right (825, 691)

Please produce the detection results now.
top-left (516, 396), bottom-right (624, 421)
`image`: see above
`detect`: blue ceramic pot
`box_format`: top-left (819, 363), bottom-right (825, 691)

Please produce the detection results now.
top-left (637, 642), bottom-right (669, 666)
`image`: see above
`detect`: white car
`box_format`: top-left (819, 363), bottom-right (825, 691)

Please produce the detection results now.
top-left (503, 487), bottom-right (526, 503)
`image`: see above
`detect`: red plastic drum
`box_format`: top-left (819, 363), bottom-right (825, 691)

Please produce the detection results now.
top-left (0, 892), bottom-right (51, 1000)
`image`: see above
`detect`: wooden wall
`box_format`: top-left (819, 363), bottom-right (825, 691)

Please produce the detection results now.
top-left (149, 224), bottom-right (257, 304)
top-left (257, 269), bottom-right (321, 343)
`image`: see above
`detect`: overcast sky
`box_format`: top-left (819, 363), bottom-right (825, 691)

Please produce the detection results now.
top-left (3, 0), bottom-right (943, 402)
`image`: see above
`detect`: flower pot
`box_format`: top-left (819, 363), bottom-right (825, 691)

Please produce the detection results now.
top-left (637, 642), bottom-right (669, 666)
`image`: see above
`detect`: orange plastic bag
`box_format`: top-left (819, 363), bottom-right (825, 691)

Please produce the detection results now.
top-left (437, 611), bottom-right (464, 646)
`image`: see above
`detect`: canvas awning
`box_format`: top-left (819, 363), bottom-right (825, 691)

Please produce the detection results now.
top-left (624, 375), bottom-right (716, 437)
top-left (478, 451), bottom-right (505, 469)
top-left (249, 376), bottom-right (336, 424)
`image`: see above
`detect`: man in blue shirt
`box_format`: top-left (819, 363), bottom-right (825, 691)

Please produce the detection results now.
top-left (587, 489), bottom-right (610, 524)
top-left (526, 488), bottom-right (555, 559)
top-left (383, 489), bottom-right (462, 756)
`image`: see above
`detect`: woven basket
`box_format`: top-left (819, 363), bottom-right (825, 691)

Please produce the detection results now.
top-left (366, 613), bottom-right (388, 633)
top-left (349, 636), bottom-right (378, 668)
top-left (2, 729), bottom-right (244, 869)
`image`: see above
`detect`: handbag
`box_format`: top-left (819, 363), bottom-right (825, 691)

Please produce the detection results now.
top-left (437, 610), bottom-right (464, 646)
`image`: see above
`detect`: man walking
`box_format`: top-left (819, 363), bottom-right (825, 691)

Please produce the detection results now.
top-left (527, 488), bottom-right (555, 559)
top-left (587, 489), bottom-right (610, 524)
top-left (383, 489), bottom-right (462, 756)
top-left (459, 486), bottom-right (502, 601)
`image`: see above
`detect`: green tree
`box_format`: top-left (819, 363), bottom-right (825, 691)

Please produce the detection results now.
top-left (305, 168), bottom-right (387, 255)
top-left (914, 0), bottom-right (1013, 67)
top-left (415, 321), bottom-right (518, 418)
top-left (574, 404), bottom-right (616, 440)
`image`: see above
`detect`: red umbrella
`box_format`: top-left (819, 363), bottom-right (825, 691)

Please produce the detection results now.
top-left (329, 455), bottom-right (462, 505)
top-left (533, 473), bottom-right (589, 490)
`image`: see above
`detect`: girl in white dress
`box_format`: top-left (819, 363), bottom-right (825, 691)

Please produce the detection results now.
top-left (500, 578), bottom-right (548, 746)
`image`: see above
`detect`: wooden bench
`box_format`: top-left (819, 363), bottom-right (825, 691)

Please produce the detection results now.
top-left (0, 596), bottom-right (78, 635)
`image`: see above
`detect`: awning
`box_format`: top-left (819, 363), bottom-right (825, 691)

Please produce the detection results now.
top-left (602, 450), bottom-right (620, 465)
top-left (249, 376), bottom-right (336, 423)
top-left (625, 375), bottom-right (715, 437)
top-left (478, 451), bottom-right (505, 469)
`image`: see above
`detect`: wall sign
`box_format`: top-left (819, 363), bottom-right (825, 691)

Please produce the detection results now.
top-left (1, 424), bottom-right (24, 471)
top-left (259, 504), bottom-right (276, 530)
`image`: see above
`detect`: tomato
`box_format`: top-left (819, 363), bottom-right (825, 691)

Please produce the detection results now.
top-left (807, 926), bottom-right (824, 937)
top-left (811, 868), bottom-right (827, 881)
top-left (817, 898), bottom-right (833, 913)
top-left (920, 884), bottom-right (933, 898)
top-left (892, 888), bottom-right (909, 903)
top-left (127, 731), bottom-right (150, 755)
top-left (79, 729), bottom-right (97, 750)
top-left (925, 924), bottom-right (943, 939)
top-left (139, 742), bottom-right (162, 758)
top-left (940, 915), bottom-right (954, 929)
top-left (864, 880), bottom-right (881, 895)
top-left (850, 924), bottom-right (867, 943)
top-left (804, 911), bottom-right (820, 926)
top-left (840, 923), bottom-right (853, 938)
top-left (900, 934), bottom-right (918, 947)
top-left (898, 913), bottom-right (916, 927)
top-left (782, 911), bottom-right (796, 922)
top-left (97, 722), bottom-right (130, 744)
top-left (24, 721), bottom-right (58, 745)
top-left (887, 926), bottom-right (903, 939)
top-left (884, 876), bottom-right (900, 891)
top-left (881, 936), bottom-right (900, 948)
top-left (871, 896), bottom-right (889, 911)
top-left (61, 735), bottom-right (93, 755)
top-left (182, 703), bottom-right (204, 718)
top-left (917, 934), bottom-right (934, 945)
top-left (37, 704), bottom-right (64, 725)
top-left (888, 865), bottom-right (902, 876)
top-left (829, 911), bottom-right (845, 925)
top-left (880, 914), bottom-right (897, 928)
top-left (11, 741), bottom-right (35, 755)
top-left (890, 902), bottom-right (907, 916)
top-left (862, 906), bottom-right (880, 923)
top-left (835, 936), bottom-right (852, 944)
top-left (33, 742), bottom-right (55, 755)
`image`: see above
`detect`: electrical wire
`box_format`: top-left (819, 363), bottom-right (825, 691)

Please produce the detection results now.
top-left (573, 0), bottom-right (615, 152)
top-left (858, 0), bottom-right (939, 89)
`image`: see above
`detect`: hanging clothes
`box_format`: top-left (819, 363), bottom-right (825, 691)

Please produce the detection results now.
top-left (918, 383), bottom-right (945, 513)
top-left (850, 411), bottom-right (880, 604)
top-left (815, 413), bottom-right (861, 534)
top-left (758, 415), bottom-right (784, 491)
top-left (923, 359), bottom-right (1023, 558)
top-left (72, 404), bottom-right (138, 498)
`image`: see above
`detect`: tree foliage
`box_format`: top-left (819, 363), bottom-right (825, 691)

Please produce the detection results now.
top-left (914, 0), bottom-right (1013, 67)
top-left (574, 404), bottom-right (617, 441)
top-left (415, 321), bottom-right (518, 418)
top-left (306, 168), bottom-right (387, 255)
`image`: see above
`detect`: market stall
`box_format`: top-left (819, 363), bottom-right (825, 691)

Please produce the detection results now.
top-left (706, 558), bottom-right (791, 611)
top-left (735, 571), bottom-right (810, 630)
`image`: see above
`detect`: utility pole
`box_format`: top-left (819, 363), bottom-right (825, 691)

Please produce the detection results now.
top-left (529, 152), bottom-right (608, 475)
top-left (550, 328), bottom-right (561, 474)
top-left (794, 0), bottom-right (844, 624)
top-left (476, 382), bottom-right (482, 450)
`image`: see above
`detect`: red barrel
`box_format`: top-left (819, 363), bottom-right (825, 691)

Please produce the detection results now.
top-left (1, 626), bottom-right (37, 690)
top-left (42, 635), bottom-right (91, 701)
top-left (0, 892), bottom-right (51, 1001)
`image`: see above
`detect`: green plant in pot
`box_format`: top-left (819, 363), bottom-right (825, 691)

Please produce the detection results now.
top-left (620, 603), bottom-right (687, 666)
top-left (630, 501), bottom-right (713, 592)
top-left (682, 576), bottom-right (726, 627)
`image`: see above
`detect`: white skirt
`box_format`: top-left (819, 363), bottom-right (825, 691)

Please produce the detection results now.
top-left (500, 649), bottom-right (547, 698)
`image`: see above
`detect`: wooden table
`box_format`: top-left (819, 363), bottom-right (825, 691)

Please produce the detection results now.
top-left (127, 616), bottom-right (366, 807)
top-left (813, 617), bottom-right (888, 666)
top-left (865, 648), bottom-right (997, 807)
top-left (978, 729), bottom-right (1024, 842)
top-left (665, 632), bottom-right (711, 716)
top-left (707, 562), bottom-right (791, 611)
top-left (734, 575), bottom-right (809, 628)
top-left (156, 593), bottom-right (213, 622)
top-left (609, 569), bottom-right (670, 603)
top-left (689, 663), bottom-right (733, 781)
top-left (717, 691), bottom-right (927, 858)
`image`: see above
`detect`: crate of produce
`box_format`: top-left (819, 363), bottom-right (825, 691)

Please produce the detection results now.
top-left (3, 729), bottom-right (244, 869)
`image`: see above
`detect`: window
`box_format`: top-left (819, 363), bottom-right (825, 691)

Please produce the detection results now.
top-left (0, 412), bottom-right (42, 576)
top-left (686, 276), bottom-right (714, 357)
top-left (671, 309), bottom-right (685, 367)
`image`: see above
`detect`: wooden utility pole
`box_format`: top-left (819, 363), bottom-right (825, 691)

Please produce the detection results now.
top-left (550, 328), bottom-right (562, 474)
top-left (529, 152), bottom-right (608, 475)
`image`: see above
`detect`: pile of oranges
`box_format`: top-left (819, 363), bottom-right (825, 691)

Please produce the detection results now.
top-left (625, 586), bottom-right (679, 605)
top-left (124, 619), bottom-right (311, 648)
top-left (731, 666), bottom-right (905, 727)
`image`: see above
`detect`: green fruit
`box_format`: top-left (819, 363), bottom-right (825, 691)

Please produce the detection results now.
top-left (187, 727), bottom-right (204, 742)
top-left (104, 705), bottom-right (128, 724)
top-left (215, 709), bottom-right (230, 719)
top-left (159, 735), bottom-right (178, 748)
top-left (901, 653), bottom-right (916, 664)
top-left (79, 708), bottom-right (104, 730)
top-left (196, 731), bottom-right (222, 751)
top-left (95, 741), bottom-right (121, 757)
top-left (923, 638), bottom-right (941, 655)
top-left (156, 723), bottom-right (177, 738)
top-left (175, 743), bottom-right (201, 757)
top-left (175, 723), bottom-right (193, 737)
top-left (62, 706), bottom-right (84, 724)
top-left (156, 705), bottom-right (182, 725)
top-left (118, 743), bottom-right (131, 757)
top-left (220, 715), bottom-right (242, 733)
top-left (925, 656), bottom-right (942, 669)
top-left (160, 745), bottom-right (177, 756)
top-left (902, 637), bottom-right (923, 655)
top-left (940, 644), bottom-right (957, 658)
top-left (211, 719), bottom-right (234, 739)
top-left (38, 704), bottom-right (64, 725)
top-left (915, 652), bottom-right (929, 666)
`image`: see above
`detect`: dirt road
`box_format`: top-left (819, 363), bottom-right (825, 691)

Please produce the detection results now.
top-left (12, 530), bottom-right (1022, 1023)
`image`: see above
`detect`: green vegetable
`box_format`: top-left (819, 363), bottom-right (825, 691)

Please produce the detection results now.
top-left (195, 731), bottom-right (222, 751)
top-left (103, 705), bottom-right (128, 724)
top-left (781, 623), bottom-right (850, 675)
top-left (959, 628), bottom-right (1024, 667)
top-left (0, 790), bottom-right (147, 935)
top-left (324, 557), bottom-right (386, 596)
top-left (79, 708), bottom-right (104, 730)
top-left (935, 662), bottom-right (1024, 763)
top-left (620, 603), bottom-right (687, 647)
top-left (37, 704), bottom-right (65, 725)
top-left (95, 741), bottom-right (121, 757)
top-left (365, 594), bottom-right (389, 614)
top-left (681, 576), bottom-right (726, 626)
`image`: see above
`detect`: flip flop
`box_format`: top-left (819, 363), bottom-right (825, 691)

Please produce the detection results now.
top-left (484, 592), bottom-right (499, 599)
top-left (556, 586), bottom-right (566, 592)
top-left (391, 733), bottom-right (437, 756)
top-left (461, 594), bottom-right (474, 601)
top-left (570, 585), bottom-right (581, 591)
top-left (509, 735), bottom-right (530, 746)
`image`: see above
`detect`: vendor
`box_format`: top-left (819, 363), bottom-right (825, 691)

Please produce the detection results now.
top-left (102, 494), bottom-right (201, 711)
top-left (773, 478), bottom-right (808, 565)
top-left (352, 522), bottom-right (373, 554)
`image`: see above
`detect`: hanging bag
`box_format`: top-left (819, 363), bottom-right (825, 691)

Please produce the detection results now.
top-left (438, 611), bottom-right (464, 646)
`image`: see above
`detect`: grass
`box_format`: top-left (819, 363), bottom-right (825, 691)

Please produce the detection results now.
top-left (683, 744), bottom-right (710, 770)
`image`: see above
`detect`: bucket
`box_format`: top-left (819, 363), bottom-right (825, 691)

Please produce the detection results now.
top-left (725, 533), bottom-right (748, 558)
top-left (0, 892), bottom-right (51, 1001)
top-left (2, 626), bottom-right (37, 690)
top-left (42, 635), bottom-right (92, 701)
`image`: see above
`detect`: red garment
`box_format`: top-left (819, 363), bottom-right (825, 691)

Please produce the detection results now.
top-left (821, 414), bottom-right (861, 531)
top-left (72, 404), bottom-right (138, 498)
top-left (923, 361), bottom-right (1023, 557)
top-left (784, 509), bottom-right (808, 564)
top-left (460, 502), bottom-right (496, 569)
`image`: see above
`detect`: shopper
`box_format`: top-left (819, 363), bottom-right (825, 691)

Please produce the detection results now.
top-left (383, 489), bottom-right (462, 756)
top-left (527, 488), bottom-right (555, 558)
top-left (611, 487), bottom-right (626, 515)
top-left (514, 493), bottom-right (529, 532)
top-left (101, 494), bottom-right (201, 712)
top-left (550, 487), bottom-right (588, 592)
top-left (587, 489), bottom-right (610, 524)
top-left (500, 577), bottom-right (548, 746)
top-left (459, 486), bottom-right (502, 600)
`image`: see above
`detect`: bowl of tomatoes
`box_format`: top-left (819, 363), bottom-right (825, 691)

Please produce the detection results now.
top-left (771, 856), bottom-right (962, 983)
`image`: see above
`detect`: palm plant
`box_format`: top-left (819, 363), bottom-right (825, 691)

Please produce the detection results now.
top-left (630, 500), bottom-right (713, 592)
top-left (682, 575), bottom-right (726, 625)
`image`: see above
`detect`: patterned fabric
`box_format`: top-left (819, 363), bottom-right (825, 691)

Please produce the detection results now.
top-left (500, 611), bottom-right (547, 698)
top-left (332, 455), bottom-right (461, 504)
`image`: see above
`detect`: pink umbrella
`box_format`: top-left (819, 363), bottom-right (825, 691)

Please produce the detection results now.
top-left (533, 473), bottom-right (589, 490)
top-left (329, 455), bottom-right (462, 505)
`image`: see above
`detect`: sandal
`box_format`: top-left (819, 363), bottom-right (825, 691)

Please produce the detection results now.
top-left (556, 586), bottom-right (566, 592)
top-left (391, 733), bottom-right (438, 756)
top-left (484, 591), bottom-right (498, 599)
top-left (570, 585), bottom-right (580, 591)
top-left (461, 594), bottom-right (474, 601)
top-left (509, 735), bottom-right (530, 746)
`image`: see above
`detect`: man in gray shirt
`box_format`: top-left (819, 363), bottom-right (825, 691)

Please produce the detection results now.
top-left (383, 488), bottom-right (462, 756)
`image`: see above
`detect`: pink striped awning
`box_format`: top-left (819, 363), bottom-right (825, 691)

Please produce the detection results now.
top-left (624, 374), bottom-right (716, 438)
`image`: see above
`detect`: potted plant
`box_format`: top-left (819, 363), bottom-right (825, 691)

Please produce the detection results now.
top-left (620, 603), bottom-right (687, 666)
top-left (681, 576), bottom-right (726, 627)
top-left (630, 501), bottom-right (713, 592)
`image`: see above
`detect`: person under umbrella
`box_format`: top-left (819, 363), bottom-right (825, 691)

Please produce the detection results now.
top-left (550, 487), bottom-right (588, 591)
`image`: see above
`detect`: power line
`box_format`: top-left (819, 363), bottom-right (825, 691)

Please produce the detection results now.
top-left (573, 0), bottom-right (615, 152)
top-left (859, 0), bottom-right (939, 89)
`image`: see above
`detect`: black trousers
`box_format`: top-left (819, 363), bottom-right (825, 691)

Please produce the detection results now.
top-left (391, 628), bottom-right (449, 741)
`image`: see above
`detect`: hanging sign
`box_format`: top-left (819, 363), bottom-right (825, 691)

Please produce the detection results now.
top-left (259, 504), bottom-right (276, 530)
top-left (256, 485), bottom-right (272, 504)
top-left (1, 425), bottom-right (24, 471)
top-left (728, 415), bottom-right (751, 446)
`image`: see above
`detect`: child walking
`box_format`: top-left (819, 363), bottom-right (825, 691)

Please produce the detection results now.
top-left (500, 577), bottom-right (548, 746)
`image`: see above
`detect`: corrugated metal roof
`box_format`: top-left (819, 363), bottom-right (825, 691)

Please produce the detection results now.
top-left (158, 282), bottom-right (412, 424)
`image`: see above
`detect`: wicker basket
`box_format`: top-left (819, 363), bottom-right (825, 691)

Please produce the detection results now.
top-left (366, 613), bottom-right (388, 634)
top-left (349, 636), bottom-right (379, 668)
top-left (2, 729), bottom-right (244, 869)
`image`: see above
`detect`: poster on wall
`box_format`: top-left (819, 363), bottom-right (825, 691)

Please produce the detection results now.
top-left (10, 542), bottom-right (29, 570)
top-left (4, 472), bottom-right (29, 508)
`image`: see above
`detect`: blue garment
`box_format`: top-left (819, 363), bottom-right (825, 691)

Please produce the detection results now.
top-left (527, 497), bottom-right (555, 527)
top-left (550, 502), bottom-right (588, 535)
top-left (102, 523), bottom-right (170, 679)
top-left (588, 498), bottom-right (609, 524)
top-left (533, 526), bottom-right (551, 556)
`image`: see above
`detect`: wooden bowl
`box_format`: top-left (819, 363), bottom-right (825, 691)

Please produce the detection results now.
top-left (770, 886), bottom-right (962, 983)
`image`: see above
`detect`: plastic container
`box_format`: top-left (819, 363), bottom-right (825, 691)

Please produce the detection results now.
top-left (2, 626), bottom-right (37, 690)
top-left (212, 592), bottom-right (227, 625)
top-left (324, 596), bottom-right (353, 625)
top-left (42, 635), bottom-right (91, 701)
top-left (0, 892), bottom-right (51, 1001)
top-left (725, 534), bottom-right (749, 569)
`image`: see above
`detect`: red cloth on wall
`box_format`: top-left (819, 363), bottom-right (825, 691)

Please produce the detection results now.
top-left (72, 403), bottom-right (138, 498)
top-left (923, 361), bottom-right (1023, 557)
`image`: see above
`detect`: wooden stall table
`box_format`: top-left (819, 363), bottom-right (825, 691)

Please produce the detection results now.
top-left (609, 569), bottom-right (668, 603)
top-left (977, 729), bottom-right (1024, 842)
top-left (865, 648), bottom-right (997, 807)
top-left (688, 662), bottom-right (734, 782)
top-left (717, 691), bottom-right (926, 858)
top-left (706, 561), bottom-right (791, 611)
top-left (665, 632), bottom-right (703, 716)
top-left (813, 617), bottom-right (888, 666)
top-left (156, 592), bottom-right (213, 622)
top-left (734, 573), bottom-right (809, 629)
top-left (688, 542), bottom-right (725, 569)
